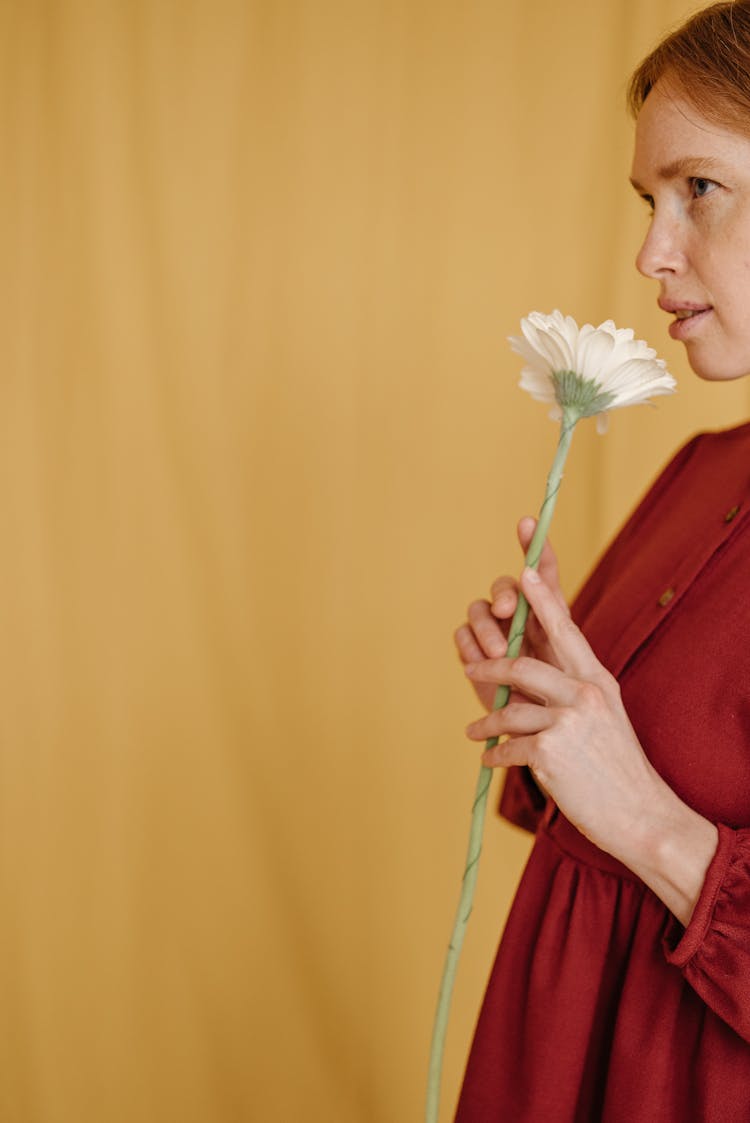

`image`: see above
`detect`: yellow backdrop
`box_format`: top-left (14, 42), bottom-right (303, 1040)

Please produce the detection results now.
top-left (0, 2), bottom-right (747, 1121)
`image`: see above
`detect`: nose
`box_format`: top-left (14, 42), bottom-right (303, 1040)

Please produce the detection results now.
top-left (635, 210), bottom-right (686, 279)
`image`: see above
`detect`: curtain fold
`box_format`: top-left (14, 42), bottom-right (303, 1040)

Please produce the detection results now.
top-left (0, 2), bottom-right (745, 1120)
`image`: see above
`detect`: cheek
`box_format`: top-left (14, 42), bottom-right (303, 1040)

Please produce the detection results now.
top-left (700, 236), bottom-right (750, 297)
top-left (696, 197), bottom-right (750, 268)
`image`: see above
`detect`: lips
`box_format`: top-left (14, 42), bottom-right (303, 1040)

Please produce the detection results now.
top-left (658, 297), bottom-right (713, 316)
top-left (658, 297), bottom-right (713, 341)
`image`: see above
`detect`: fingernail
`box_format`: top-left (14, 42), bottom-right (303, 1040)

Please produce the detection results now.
top-left (524, 566), bottom-right (541, 584)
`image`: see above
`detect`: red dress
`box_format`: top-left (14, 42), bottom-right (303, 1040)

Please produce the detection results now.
top-left (455, 422), bottom-right (750, 1122)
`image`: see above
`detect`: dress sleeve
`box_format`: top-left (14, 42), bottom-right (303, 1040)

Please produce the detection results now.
top-left (498, 766), bottom-right (547, 834)
top-left (662, 824), bottom-right (750, 1043)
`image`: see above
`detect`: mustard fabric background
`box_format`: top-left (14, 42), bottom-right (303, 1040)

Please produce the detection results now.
top-left (1, 2), bottom-right (749, 1121)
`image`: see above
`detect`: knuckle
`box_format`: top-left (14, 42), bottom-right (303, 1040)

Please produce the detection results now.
top-left (534, 728), bottom-right (549, 754)
top-left (552, 615), bottom-right (579, 642)
top-left (495, 706), bottom-right (518, 733)
top-left (556, 707), bottom-right (579, 736)
top-left (511, 655), bottom-right (534, 681)
top-left (484, 748), bottom-right (503, 769)
top-left (490, 575), bottom-right (515, 597)
top-left (577, 681), bottom-right (601, 707)
top-left (467, 599), bottom-right (490, 623)
top-left (531, 731), bottom-right (553, 775)
top-left (454, 624), bottom-right (471, 648)
top-left (599, 668), bottom-right (620, 696)
top-left (578, 677), bottom-right (617, 712)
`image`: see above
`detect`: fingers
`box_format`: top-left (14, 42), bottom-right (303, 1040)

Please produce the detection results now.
top-left (481, 733), bottom-right (537, 770)
top-left (519, 568), bottom-right (607, 681)
top-left (453, 622), bottom-right (486, 665)
top-left (459, 518), bottom-right (570, 680)
top-left (487, 518), bottom-right (566, 623)
top-left (517, 517), bottom-right (567, 610)
top-left (454, 600), bottom-right (508, 662)
top-left (465, 654), bottom-right (580, 707)
top-left (489, 575), bottom-right (519, 619)
top-left (466, 701), bottom-right (552, 743)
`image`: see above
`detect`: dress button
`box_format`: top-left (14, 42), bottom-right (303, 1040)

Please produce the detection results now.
top-left (658, 587), bottom-right (675, 607)
top-left (724, 504), bottom-right (740, 522)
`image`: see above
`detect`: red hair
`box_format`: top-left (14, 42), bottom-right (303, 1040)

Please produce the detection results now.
top-left (628, 1), bottom-right (750, 130)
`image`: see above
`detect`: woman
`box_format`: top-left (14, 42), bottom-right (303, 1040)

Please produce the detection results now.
top-left (453, 3), bottom-right (750, 1120)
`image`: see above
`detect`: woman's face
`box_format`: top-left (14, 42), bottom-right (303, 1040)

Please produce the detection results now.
top-left (631, 81), bottom-right (750, 381)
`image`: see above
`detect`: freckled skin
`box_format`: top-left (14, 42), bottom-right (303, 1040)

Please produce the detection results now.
top-left (632, 81), bottom-right (750, 381)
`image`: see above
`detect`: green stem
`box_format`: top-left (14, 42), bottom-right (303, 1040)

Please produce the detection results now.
top-left (425, 407), bottom-right (579, 1123)
top-left (487, 407), bottom-right (577, 727)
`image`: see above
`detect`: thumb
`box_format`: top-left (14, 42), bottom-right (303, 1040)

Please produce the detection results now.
top-left (517, 517), bottom-right (564, 604)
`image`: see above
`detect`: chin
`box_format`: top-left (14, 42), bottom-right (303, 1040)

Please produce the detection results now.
top-left (685, 344), bottom-right (750, 382)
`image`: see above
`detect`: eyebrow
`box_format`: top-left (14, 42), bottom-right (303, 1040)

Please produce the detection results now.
top-left (629, 155), bottom-right (726, 193)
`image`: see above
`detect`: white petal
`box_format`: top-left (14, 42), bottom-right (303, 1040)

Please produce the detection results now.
top-left (512, 310), bottom-right (675, 421)
top-left (509, 333), bottom-right (553, 378)
top-left (519, 368), bottom-right (556, 402)
top-left (521, 319), bottom-right (571, 373)
top-left (575, 328), bottom-right (615, 382)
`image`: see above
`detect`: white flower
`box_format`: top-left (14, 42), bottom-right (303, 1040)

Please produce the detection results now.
top-left (509, 309), bottom-right (676, 432)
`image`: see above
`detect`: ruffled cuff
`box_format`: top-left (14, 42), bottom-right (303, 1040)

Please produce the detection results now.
top-left (497, 766), bottom-right (546, 834)
top-left (663, 824), bottom-right (750, 1042)
top-left (663, 823), bottom-right (735, 967)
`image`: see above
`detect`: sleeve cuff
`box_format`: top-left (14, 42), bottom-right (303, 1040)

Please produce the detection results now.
top-left (662, 822), bottom-right (736, 968)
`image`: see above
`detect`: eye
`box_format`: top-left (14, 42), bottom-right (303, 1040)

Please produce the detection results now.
top-left (691, 177), bottom-right (718, 199)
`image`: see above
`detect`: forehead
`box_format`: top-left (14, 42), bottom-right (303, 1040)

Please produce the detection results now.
top-left (630, 83), bottom-right (750, 186)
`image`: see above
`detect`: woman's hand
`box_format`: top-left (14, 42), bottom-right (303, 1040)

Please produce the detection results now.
top-left (454, 517), bottom-right (568, 712)
top-left (463, 566), bottom-right (719, 925)
top-left (464, 566), bottom-right (654, 852)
